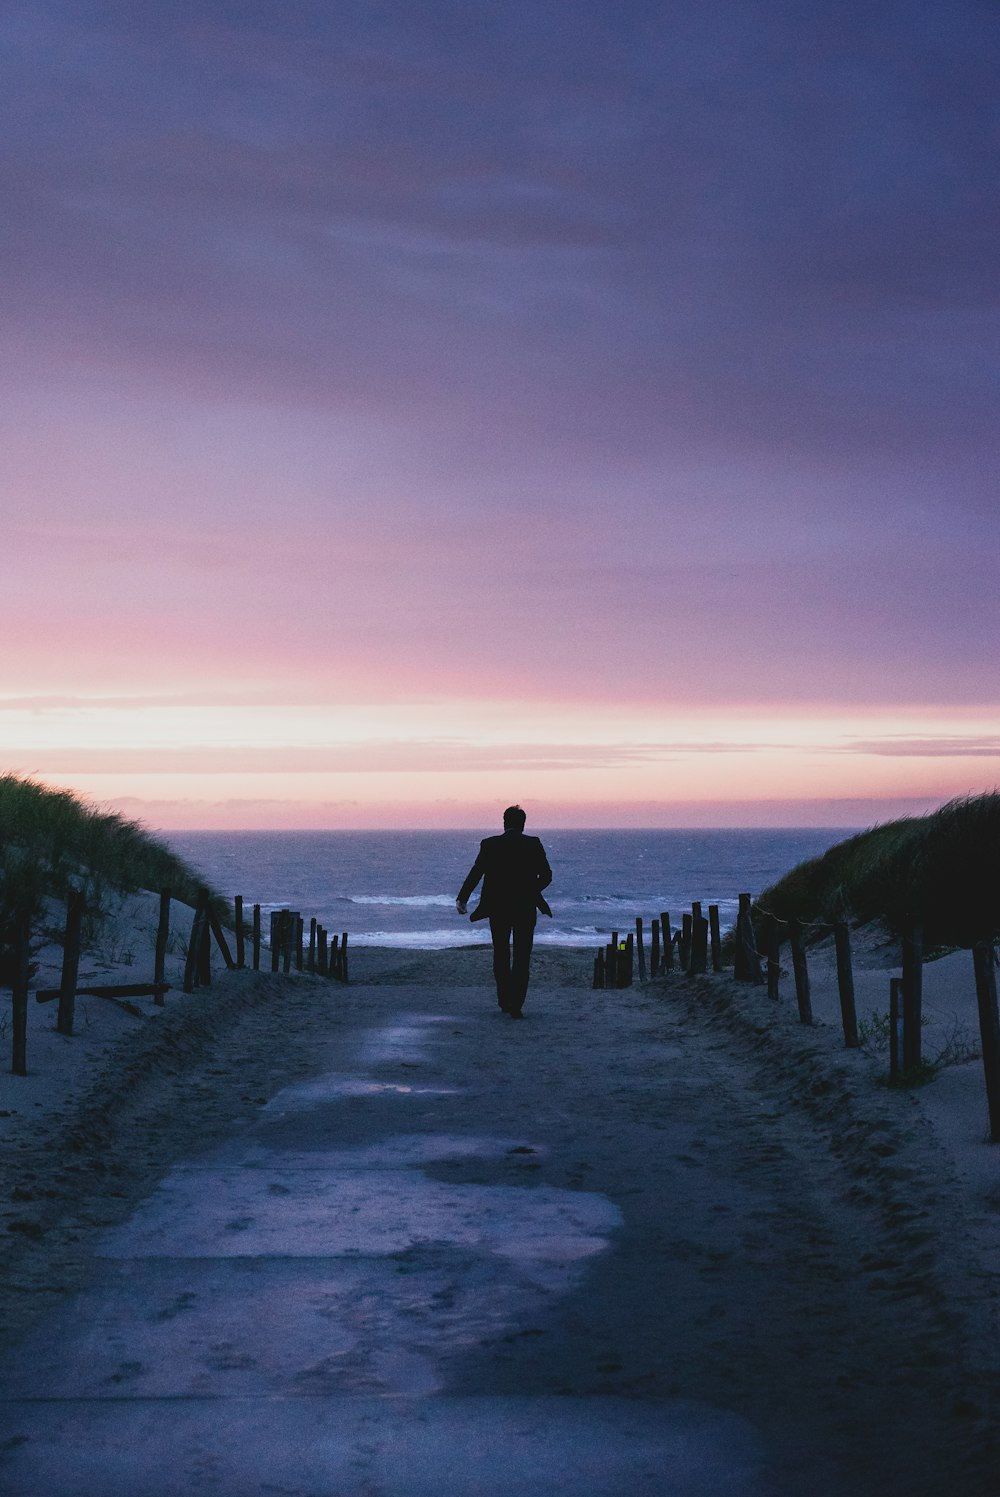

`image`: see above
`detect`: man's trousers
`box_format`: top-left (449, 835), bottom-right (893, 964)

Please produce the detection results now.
top-left (488, 911), bottom-right (537, 1012)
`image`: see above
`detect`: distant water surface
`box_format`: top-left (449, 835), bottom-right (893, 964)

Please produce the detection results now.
top-left (161, 829), bottom-right (857, 950)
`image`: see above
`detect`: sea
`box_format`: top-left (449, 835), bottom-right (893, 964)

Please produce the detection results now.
top-left (161, 829), bottom-right (857, 951)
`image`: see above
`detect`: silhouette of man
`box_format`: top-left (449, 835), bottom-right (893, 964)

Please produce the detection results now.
top-left (456, 806), bottom-right (552, 1018)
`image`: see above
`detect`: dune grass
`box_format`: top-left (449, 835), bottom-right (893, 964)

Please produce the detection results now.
top-left (0, 774), bottom-right (224, 939)
top-left (757, 792), bottom-right (1000, 948)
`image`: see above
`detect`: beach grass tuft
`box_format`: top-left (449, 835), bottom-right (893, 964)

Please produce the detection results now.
top-left (0, 775), bottom-right (225, 973)
top-left (757, 791), bottom-right (1000, 948)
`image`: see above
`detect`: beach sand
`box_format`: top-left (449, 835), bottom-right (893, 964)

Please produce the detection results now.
top-left (1, 903), bottom-right (999, 1494)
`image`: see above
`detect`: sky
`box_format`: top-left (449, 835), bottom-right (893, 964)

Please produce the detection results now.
top-left (1, 0), bottom-right (997, 829)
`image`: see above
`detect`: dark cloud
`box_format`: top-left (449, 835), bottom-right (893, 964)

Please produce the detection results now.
top-left (1, 0), bottom-right (997, 714)
top-left (3, 0), bottom-right (996, 456)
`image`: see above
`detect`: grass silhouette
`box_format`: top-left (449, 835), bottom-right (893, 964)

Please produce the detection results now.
top-left (0, 775), bottom-right (224, 976)
top-left (758, 792), bottom-right (1000, 948)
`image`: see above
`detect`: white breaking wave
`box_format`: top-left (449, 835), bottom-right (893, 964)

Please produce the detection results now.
top-left (347, 925), bottom-right (606, 949)
top-left (348, 894), bottom-right (457, 908)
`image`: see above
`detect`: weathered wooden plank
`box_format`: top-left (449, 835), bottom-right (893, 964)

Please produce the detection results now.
top-left (37, 982), bottom-right (171, 1003)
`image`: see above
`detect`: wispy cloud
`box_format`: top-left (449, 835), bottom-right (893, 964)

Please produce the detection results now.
top-left (843, 736), bottom-right (1000, 758)
top-left (8, 738), bottom-right (771, 776)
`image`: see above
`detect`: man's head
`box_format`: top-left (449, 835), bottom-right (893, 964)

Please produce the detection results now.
top-left (503, 805), bottom-right (526, 832)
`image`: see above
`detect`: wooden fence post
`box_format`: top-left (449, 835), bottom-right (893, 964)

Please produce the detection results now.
top-left (636, 918), bottom-right (646, 982)
top-left (889, 976), bottom-right (903, 1083)
top-left (593, 949), bottom-right (605, 988)
top-left (308, 917), bottom-right (317, 973)
top-left (58, 890), bottom-right (85, 1035)
top-left (11, 908), bottom-right (30, 1076)
top-left (281, 912), bottom-right (293, 975)
top-left (686, 904), bottom-right (699, 973)
top-left (210, 914), bottom-right (235, 970)
top-left (766, 915), bottom-right (781, 1001)
top-left (972, 943), bottom-right (1000, 1142)
top-left (650, 918), bottom-right (660, 978)
top-left (234, 895), bottom-right (245, 969)
top-left (901, 919), bottom-right (923, 1072)
top-left (709, 905), bottom-right (722, 972)
top-left (340, 932), bottom-right (349, 984)
top-left (183, 893), bottom-right (207, 993)
top-left (294, 914), bottom-right (304, 972)
top-left (660, 912), bottom-right (673, 969)
top-left (252, 903), bottom-right (261, 971)
top-left (679, 913), bottom-right (692, 973)
top-left (318, 926), bottom-right (328, 976)
top-left (330, 933), bottom-right (340, 980)
top-left (154, 889), bottom-right (170, 1001)
top-left (621, 933), bottom-right (634, 987)
top-left (734, 894), bottom-right (763, 983)
top-left (270, 912), bottom-right (279, 973)
top-left (788, 918), bottom-right (812, 1024)
top-left (834, 922), bottom-right (859, 1048)
top-left (197, 890), bottom-right (212, 988)
top-left (691, 914), bottom-right (709, 975)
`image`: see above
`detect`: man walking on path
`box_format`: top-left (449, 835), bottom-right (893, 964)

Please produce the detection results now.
top-left (456, 806), bottom-right (552, 1017)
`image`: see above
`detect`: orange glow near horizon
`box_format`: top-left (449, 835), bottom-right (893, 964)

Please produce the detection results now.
top-left (3, 693), bottom-right (996, 830)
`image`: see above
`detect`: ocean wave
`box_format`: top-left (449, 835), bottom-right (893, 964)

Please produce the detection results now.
top-left (346, 926), bottom-right (605, 950)
top-left (347, 894), bottom-right (457, 908)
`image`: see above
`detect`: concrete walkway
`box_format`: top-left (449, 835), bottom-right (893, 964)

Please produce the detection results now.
top-left (0, 965), bottom-right (985, 1495)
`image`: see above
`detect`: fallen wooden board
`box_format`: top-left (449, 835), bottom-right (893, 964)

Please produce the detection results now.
top-left (35, 982), bottom-right (170, 1006)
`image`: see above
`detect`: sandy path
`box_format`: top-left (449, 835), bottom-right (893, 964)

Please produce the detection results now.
top-left (1, 947), bottom-right (998, 1495)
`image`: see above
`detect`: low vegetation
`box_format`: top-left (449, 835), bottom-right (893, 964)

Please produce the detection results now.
top-left (757, 792), bottom-right (1000, 949)
top-left (0, 775), bottom-right (223, 975)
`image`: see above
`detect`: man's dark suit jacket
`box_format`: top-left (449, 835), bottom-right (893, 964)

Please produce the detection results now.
top-left (458, 830), bottom-right (552, 922)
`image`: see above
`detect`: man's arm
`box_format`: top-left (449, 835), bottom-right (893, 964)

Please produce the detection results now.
top-left (535, 840), bottom-right (552, 892)
top-left (456, 845), bottom-right (486, 915)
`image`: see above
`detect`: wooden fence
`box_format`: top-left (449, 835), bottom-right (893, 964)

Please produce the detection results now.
top-left (8, 888), bottom-right (349, 1078)
top-left (594, 895), bottom-right (1000, 1145)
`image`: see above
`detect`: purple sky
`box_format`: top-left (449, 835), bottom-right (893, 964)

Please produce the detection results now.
top-left (1, 1), bottom-right (997, 826)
